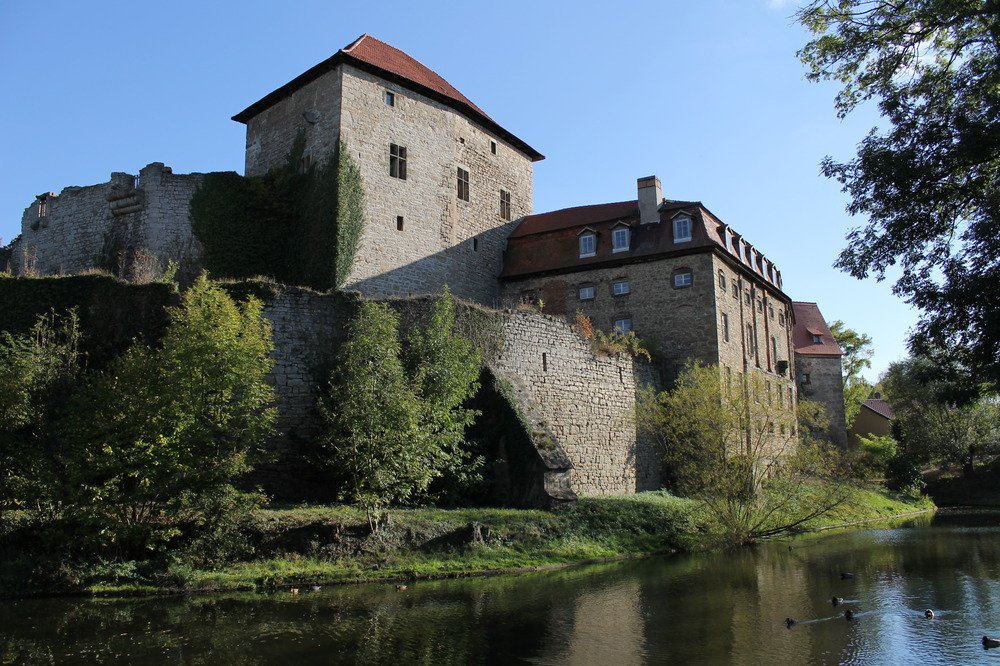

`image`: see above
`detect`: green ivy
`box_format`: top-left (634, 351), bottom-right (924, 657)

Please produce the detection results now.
top-left (190, 138), bottom-right (365, 292)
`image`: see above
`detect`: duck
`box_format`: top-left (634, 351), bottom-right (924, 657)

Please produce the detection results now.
top-left (924, 609), bottom-right (934, 619)
top-left (396, 584), bottom-right (408, 591)
top-left (983, 636), bottom-right (1000, 649)
top-left (844, 609), bottom-right (855, 621)
top-left (785, 618), bottom-right (797, 628)
top-left (840, 573), bottom-right (855, 580)
top-left (832, 597), bottom-right (844, 606)
top-left (311, 585), bottom-right (322, 592)
top-left (290, 588), bottom-right (299, 595)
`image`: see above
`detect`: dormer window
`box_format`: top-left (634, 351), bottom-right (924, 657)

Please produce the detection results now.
top-left (612, 226), bottom-right (630, 252)
top-left (812, 334), bottom-right (823, 344)
top-left (673, 215), bottom-right (692, 243)
top-left (579, 232), bottom-right (596, 258)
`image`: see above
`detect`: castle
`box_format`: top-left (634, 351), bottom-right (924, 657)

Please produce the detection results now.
top-left (2, 34), bottom-right (848, 502)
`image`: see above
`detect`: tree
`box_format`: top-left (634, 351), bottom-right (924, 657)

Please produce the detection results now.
top-left (828, 320), bottom-right (874, 426)
top-left (881, 354), bottom-right (1000, 476)
top-left (638, 363), bottom-right (848, 546)
top-left (403, 288), bottom-right (484, 498)
top-left (318, 293), bottom-right (484, 520)
top-left (797, 1), bottom-right (1000, 390)
top-left (61, 276), bottom-right (276, 556)
top-left (317, 301), bottom-right (429, 524)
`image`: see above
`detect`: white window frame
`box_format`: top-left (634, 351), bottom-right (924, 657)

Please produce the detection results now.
top-left (614, 318), bottom-right (633, 333)
top-left (579, 233), bottom-right (596, 258)
top-left (612, 226), bottom-right (630, 253)
top-left (578, 285), bottom-right (596, 300)
top-left (673, 215), bottom-right (692, 243)
top-left (612, 279), bottom-right (630, 296)
top-left (673, 271), bottom-right (693, 288)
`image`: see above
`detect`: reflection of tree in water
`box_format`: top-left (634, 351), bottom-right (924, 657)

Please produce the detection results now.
top-left (3, 520), bottom-right (1000, 664)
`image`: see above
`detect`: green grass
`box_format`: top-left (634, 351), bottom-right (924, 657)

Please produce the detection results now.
top-left (0, 485), bottom-right (933, 597)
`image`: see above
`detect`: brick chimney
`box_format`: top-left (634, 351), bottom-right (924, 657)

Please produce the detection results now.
top-left (637, 176), bottom-right (662, 225)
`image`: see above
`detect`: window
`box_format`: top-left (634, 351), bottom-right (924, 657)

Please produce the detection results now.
top-left (800, 372), bottom-right (811, 384)
top-left (788, 387), bottom-right (793, 405)
top-left (673, 216), bottom-right (692, 243)
top-left (718, 270), bottom-right (727, 290)
top-left (812, 334), bottom-right (823, 344)
top-left (384, 90), bottom-right (395, 106)
top-left (472, 238), bottom-right (479, 252)
top-left (612, 226), bottom-right (630, 252)
top-left (614, 318), bottom-right (633, 333)
top-left (732, 282), bottom-right (739, 299)
top-left (747, 323), bottom-right (755, 349)
top-left (37, 198), bottom-right (47, 218)
top-left (490, 140), bottom-right (497, 155)
top-left (757, 298), bottom-right (764, 313)
top-left (389, 144), bottom-right (407, 179)
top-left (771, 337), bottom-right (778, 367)
top-left (612, 279), bottom-right (630, 296)
top-left (457, 167), bottom-right (470, 201)
top-left (722, 313), bottom-right (730, 342)
top-left (769, 304), bottom-right (775, 319)
top-left (745, 291), bottom-right (752, 306)
top-left (673, 270), bottom-right (693, 288)
top-left (579, 285), bottom-right (596, 300)
top-left (499, 189), bottom-right (511, 221)
top-left (396, 215), bottom-right (404, 231)
top-left (579, 233), bottom-right (596, 258)
top-left (778, 311), bottom-right (785, 326)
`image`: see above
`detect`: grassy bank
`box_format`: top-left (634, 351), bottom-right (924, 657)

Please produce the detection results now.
top-left (0, 485), bottom-right (932, 597)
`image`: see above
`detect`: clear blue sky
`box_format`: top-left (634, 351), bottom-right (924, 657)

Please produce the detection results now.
top-left (0, 0), bottom-right (914, 382)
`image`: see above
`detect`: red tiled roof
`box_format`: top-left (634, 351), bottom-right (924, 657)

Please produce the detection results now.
top-left (510, 201), bottom-right (639, 238)
top-left (232, 34), bottom-right (543, 161)
top-left (791, 302), bottom-right (843, 356)
top-left (342, 34), bottom-right (491, 120)
top-left (509, 199), bottom-right (700, 238)
top-left (861, 398), bottom-right (894, 420)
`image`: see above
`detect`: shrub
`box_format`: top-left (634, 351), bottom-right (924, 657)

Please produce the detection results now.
top-left (853, 434), bottom-right (899, 479)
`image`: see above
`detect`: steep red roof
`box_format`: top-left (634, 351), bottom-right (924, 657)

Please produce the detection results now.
top-left (510, 201), bottom-right (639, 238)
top-left (861, 398), bottom-right (894, 420)
top-left (791, 302), bottom-right (843, 356)
top-left (232, 34), bottom-right (543, 161)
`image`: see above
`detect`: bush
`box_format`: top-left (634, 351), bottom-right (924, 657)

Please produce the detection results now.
top-left (853, 434), bottom-right (899, 479)
top-left (885, 453), bottom-right (926, 497)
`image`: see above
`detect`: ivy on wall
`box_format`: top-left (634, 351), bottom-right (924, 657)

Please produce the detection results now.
top-left (189, 135), bottom-right (365, 292)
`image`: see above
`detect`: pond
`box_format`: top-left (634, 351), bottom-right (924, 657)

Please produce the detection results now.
top-left (3, 511), bottom-right (1000, 664)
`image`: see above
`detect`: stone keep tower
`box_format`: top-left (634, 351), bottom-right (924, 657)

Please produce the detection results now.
top-left (232, 34), bottom-right (544, 305)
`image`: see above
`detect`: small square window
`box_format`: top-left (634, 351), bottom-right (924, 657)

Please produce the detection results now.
top-left (800, 372), bottom-right (811, 384)
top-left (499, 189), bottom-right (511, 221)
top-left (390, 144), bottom-right (407, 180)
top-left (396, 216), bottom-right (404, 231)
top-left (614, 318), bottom-right (633, 333)
top-left (490, 140), bottom-right (497, 155)
top-left (579, 285), bottom-right (595, 300)
top-left (612, 226), bottom-right (630, 252)
top-left (385, 91), bottom-right (395, 106)
top-left (673, 216), bottom-right (692, 243)
top-left (673, 271), bottom-right (693, 288)
top-left (457, 167), bottom-right (470, 201)
top-left (612, 279), bottom-right (630, 296)
top-left (579, 233), bottom-right (596, 258)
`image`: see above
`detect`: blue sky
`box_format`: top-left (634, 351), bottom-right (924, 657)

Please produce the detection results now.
top-left (0, 0), bottom-right (914, 381)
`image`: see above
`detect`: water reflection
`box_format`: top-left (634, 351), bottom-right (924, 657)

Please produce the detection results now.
top-left (3, 512), bottom-right (1000, 665)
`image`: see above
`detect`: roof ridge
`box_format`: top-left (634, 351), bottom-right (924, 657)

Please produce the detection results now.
top-left (342, 33), bottom-right (369, 52)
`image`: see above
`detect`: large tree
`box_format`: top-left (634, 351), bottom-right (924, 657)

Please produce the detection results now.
top-left (797, 1), bottom-right (1000, 390)
top-left (639, 363), bottom-right (848, 546)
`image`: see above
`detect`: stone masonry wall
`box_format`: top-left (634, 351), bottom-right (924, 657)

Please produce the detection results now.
top-left (493, 310), bottom-right (661, 496)
top-left (255, 288), bottom-right (659, 501)
top-left (243, 67), bottom-right (343, 177)
top-left (14, 163), bottom-right (203, 277)
top-left (796, 353), bottom-right (848, 447)
top-left (338, 65), bottom-right (534, 306)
